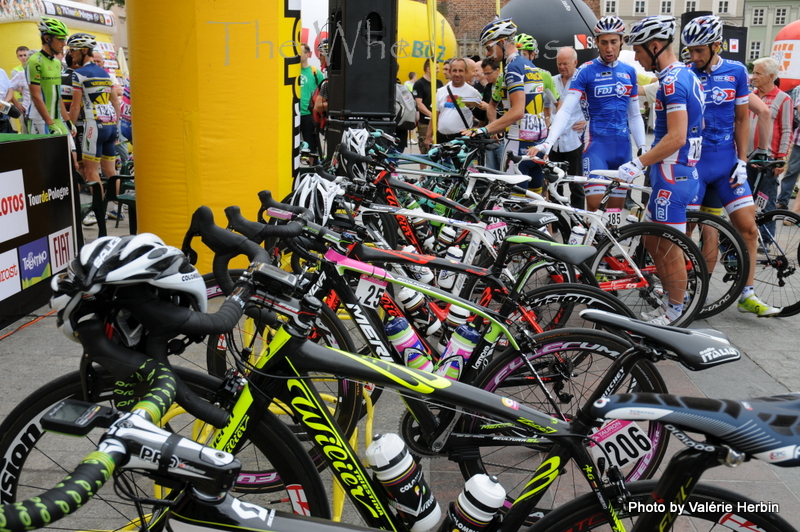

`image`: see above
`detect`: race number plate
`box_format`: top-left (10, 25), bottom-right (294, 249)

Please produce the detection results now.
top-left (755, 191), bottom-right (769, 211)
top-left (603, 208), bottom-right (622, 227)
top-left (590, 419), bottom-right (653, 469)
top-left (355, 275), bottom-right (388, 309)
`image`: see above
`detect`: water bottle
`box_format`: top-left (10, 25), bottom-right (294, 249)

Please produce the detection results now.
top-left (626, 214), bottom-right (639, 224)
top-left (437, 475), bottom-right (506, 532)
top-left (398, 287), bottom-right (442, 337)
top-left (437, 226), bottom-right (457, 254)
top-left (365, 433), bottom-right (441, 532)
top-left (409, 212), bottom-right (436, 252)
top-left (434, 324), bottom-right (481, 381)
top-left (401, 246), bottom-right (435, 285)
top-left (437, 246), bottom-right (464, 291)
top-left (567, 225), bottom-right (586, 246)
top-left (437, 304), bottom-right (471, 353)
top-left (385, 316), bottom-right (434, 372)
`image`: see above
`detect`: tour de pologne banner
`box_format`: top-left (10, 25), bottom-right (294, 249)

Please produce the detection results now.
top-left (0, 135), bottom-right (75, 329)
top-left (0, 1), bottom-right (113, 27)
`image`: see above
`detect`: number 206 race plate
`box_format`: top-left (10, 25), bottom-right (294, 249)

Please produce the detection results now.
top-left (589, 419), bottom-right (653, 470)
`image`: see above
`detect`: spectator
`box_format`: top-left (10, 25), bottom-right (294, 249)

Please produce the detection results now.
top-left (11, 45), bottom-right (28, 131)
top-left (0, 67), bottom-right (13, 133)
top-left (120, 76), bottom-right (132, 143)
top-left (299, 43), bottom-right (324, 161)
top-left (427, 57), bottom-right (482, 145)
top-left (748, 56), bottom-right (793, 239)
top-left (92, 50), bottom-right (105, 68)
top-left (776, 87), bottom-right (800, 210)
top-left (68, 32), bottom-right (121, 222)
top-left (27, 18), bottom-right (70, 135)
top-left (478, 58), bottom-right (503, 170)
top-left (443, 58), bottom-right (452, 81)
top-left (412, 58), bottom-right (443, 155)
top-left (549, 46), bottom-right (586, 209)
top-left (404, 72), bottom-right (416, 93)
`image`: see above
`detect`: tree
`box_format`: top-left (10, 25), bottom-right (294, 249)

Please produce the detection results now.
top-left (95, 0), bottom-right (125, 8)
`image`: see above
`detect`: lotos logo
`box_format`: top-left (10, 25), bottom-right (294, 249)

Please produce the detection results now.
top-left (711, 87), bottom-right (736, 105)
top-left (0, 170), bottom-right (29, 245)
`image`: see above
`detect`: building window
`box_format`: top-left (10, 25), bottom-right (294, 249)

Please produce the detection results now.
top-left (685, 0), bottom-right (696, 11)
top-left (753, 8), bottom-right (764, 25)
top-left (635, 0), bottom-right (646, 14)
top-left (749, 41), bottom-right (762, 60)
top-left (776, 8), bottom-right (787, 25)
top-left (718, 0), bottom-right (728, 13)
top-left (661, 0), bottom-right (672, 13)
top-left (605, 0), bottom-right (616, 13)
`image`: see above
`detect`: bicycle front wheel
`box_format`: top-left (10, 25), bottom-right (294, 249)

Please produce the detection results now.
top-left (754, 209), bottom-right (800, 316)
top-left (685, 211), bottom-right (749, 319)
top-left (528, 479), bottom-right (795, 532)
top-left (459, 329), bottom-right (669, 520)
top-left (0, 366), bottom-right (330, 531)
top-left (589, 222), bottom-right (708, 327)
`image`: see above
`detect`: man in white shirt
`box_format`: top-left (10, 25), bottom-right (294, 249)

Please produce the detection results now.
top-left (427, 57), bottom-right (482, 144)
top-left (0, 68), bottom-right (14, 133)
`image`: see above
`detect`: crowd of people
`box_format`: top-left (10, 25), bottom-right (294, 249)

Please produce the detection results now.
top-left (0, 17), bottom-right (132, 225)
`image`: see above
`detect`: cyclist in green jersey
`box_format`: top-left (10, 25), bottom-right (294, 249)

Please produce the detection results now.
top-left (26, 17), bottom-right (71, 136)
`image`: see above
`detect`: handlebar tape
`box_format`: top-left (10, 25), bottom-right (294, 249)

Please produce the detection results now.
top-left (506, 151), bottom-right (523, 164)
top-left (258, 190), bottom-right (313, 219)
top-left (339, 147), bottom-right (376, 166)
top-left (315, 165), bottom-right (337, 182)
top-left (0, 450), bottom-right (123, 531)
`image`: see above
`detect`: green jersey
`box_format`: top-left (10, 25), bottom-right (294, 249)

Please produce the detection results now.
top-left (538, 69), bottom-right (559, 108)
top-left (26, 50), bottom-right (62, 122)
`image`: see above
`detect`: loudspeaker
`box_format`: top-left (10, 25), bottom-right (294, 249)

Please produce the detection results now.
top-left (327, 0), bottom-right (398, 119)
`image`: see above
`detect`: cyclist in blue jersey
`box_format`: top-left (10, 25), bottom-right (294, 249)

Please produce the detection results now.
top-left (464, 17), bottom-right (549, 193)
top-left (618, 15), bottom-right (704, 325)
top-left (683, 15), bottom-right (780, 317)
top-left (535, 16), bottom-right (647, 211)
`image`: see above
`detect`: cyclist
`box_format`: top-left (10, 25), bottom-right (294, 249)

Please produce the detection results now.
top-left (534, 16), bottom-right (648, 212)
top-left (514, 33), bottom-right (559, 123)
top-left (464, 17), bottom-right (549, 194)
top-left (26, 17), bottom-right (70, 135)
top-left (682, 15), bottom-right (780, 317)
top-left (619, 15), bottom-right (704, 325)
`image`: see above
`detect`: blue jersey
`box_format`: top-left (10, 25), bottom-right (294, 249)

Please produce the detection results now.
top-left (568, 59), bottom-right (638, 141)
top-left (501, 53), bottom-right (547, 142)
top-left (653, 62), bottom-right (705, 166)
top-left (690, 59), bottom-right (749, 147)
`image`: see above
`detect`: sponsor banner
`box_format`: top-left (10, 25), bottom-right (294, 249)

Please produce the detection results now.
top-left (0, 170), bottom-right (29, 245)
top-left (43, 1), bottom-right (114, 27)
top-left (0, 249), bottom-right (21, 301)
top-left (49, 227), bottom-right (74, 273)
top-left (18, 237), bottom-right (51, 290)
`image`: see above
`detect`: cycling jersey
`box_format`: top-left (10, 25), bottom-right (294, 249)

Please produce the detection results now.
top-left (653, 62), bottom-right (705, 167)
top-left (499, 52), bottom-right (547, 142)
top-left (690, 59), bottom-right (749, 147)
top-left (72, 63), bottom-right (117, 124)
top-left (568, 59), bottom-right (639, 141)
top-left (25, 50), bottom-right (62, 122)
top-left (120, 76), bottom-right (132, 142)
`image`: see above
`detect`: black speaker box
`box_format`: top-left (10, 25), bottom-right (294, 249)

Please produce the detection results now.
top-left (327, 0), bottom-right (398, 119)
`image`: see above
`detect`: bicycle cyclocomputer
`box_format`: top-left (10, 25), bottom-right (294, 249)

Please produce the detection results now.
top-left (42, 399), bottom-right (116, 436)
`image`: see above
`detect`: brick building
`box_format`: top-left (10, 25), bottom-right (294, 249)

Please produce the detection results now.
top-left (433, 0), bottom-right (601, 57)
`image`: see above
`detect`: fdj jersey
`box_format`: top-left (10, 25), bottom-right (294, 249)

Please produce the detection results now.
top-left (653, 62), bottom-right (705, 166)
top-left (568, 59), bottom-right (638, 141)
top-left (500, 53), bottom-right (547, 142)
top-left (25, 50), bottom-right (62, 122)
top-left (690, 59), bottom-right (749, 147)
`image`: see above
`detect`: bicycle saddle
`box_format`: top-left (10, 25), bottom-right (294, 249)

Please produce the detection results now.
top-left (503, 236), bottom-right (598, 266)
top-left (591, 392), bottom-right (800, 467)
top-left (480, 210), bottom-right (558, 229)
top-left (579, 309), bottom-right (741, 371)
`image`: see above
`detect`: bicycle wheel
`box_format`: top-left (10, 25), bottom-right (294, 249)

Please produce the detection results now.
top-left (685, 211), bottom-right (749, 319)
top-left (0, 366), bottom-right (330, 531)
top-left (458, 329), bottom-right (669, 520)
top-left (589, 222), bottom-right (708, 327)
top-left (528, 479), bottom-right (795, 531)
top-left (204, 271), bottom-right (362, 439)
top-left (754, 209), bottom-right (800, 316)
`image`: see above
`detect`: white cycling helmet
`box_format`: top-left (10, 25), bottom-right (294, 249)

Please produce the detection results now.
top-left (681, 15), bottom-right (722, 47)
top-left (594, 16), bottom-right (626, 37)
top-left (51, 234), bottom-right (207, 342)
top-left (66, 32), bottom-right (97, 50)
top-left (625, 15), bottom-right (676, 46)
top-left (339, 127), bottom-right (372, 181)
top-left (480, 17), bottom-right (517, 49)
top-left (290, 172), bottom-right (344, 226)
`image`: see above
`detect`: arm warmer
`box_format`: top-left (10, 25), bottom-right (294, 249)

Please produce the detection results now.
top-left (628, 96), bottom-right (646, 149)
top-left (545, 90), bottom-right (581, 145)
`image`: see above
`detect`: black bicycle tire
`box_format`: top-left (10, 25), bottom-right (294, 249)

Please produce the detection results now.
top-left (204, 270), bottom-right (363, 440)
top-left (0, 366), bottom-right (331, 531)
top-left (527, 479), bottom-right (795, 531)
top-left (685, 211), bottom-right (749, 319)
top-left (520, 283), bottom-right (636, 332)
top-left (459, 329), bottom-right (669, 521)
top-left (754, 209), bottom-right (800, 316)
top-left (588, 221), bottom-right (708, 327)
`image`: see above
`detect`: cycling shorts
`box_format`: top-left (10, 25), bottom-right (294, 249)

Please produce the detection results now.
top-left (82, 121), bottom-right (118, 163)
top-left (688, 144), bottom-right (754, 215)
top-left (644, 162), bottom-right (700, 232)
top-left (509, 138), bottom-right (545, 194)
top-left (120, 121), bottom-right (132, 144)
top-left (582, 136), bottom-right (632, 198)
